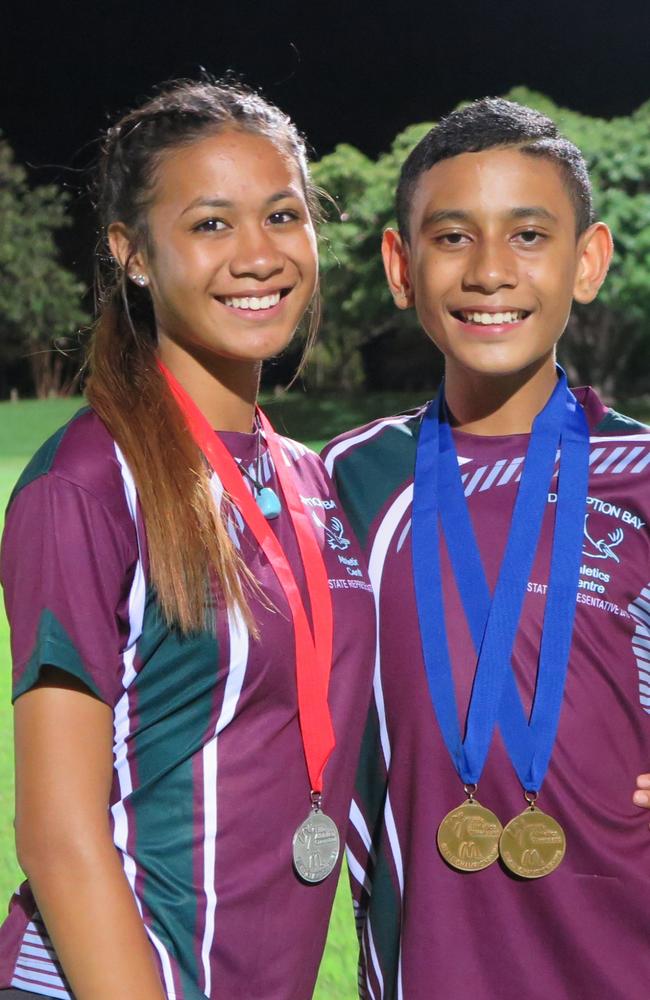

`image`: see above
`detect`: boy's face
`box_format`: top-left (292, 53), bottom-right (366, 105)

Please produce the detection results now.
top-left (383, 147), bottom-right (612, 382)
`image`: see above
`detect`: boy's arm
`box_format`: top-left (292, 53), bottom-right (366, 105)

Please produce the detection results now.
top-left (633, 774), bottom-right (650, 818)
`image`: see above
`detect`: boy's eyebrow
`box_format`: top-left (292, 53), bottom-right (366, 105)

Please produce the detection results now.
top-left (421, 209), bottom-right (472, 227)
top-left (181, 188), bottom-right (301, 216)
top-left (510, 206), bottom-right (558, 222)
top-left (420, 206), bottom-right (559, 228)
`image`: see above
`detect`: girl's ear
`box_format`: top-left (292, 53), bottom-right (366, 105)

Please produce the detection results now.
top-left (108, 223), bottom-right (149, 287)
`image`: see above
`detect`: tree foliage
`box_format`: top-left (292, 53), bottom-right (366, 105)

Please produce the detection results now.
top-left (0, 137), bottom-right (87, 398)
top-left (311, 125), bottom-right (437, 391)
top-left (311, 91), bottom-right (650, 399)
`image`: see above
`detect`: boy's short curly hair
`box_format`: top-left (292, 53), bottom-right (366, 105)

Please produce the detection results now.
top-left (396, 97), bottom-right (593, 240)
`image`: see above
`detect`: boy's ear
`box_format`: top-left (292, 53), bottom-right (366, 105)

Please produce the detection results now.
top-left (382, 228), bottom-right (414, 309)
top-left (573, 222), bottom-right (613, 304)
top-left (108, 222), bottom-right (149, 285)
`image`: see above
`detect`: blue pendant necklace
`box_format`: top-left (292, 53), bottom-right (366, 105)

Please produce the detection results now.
top-left (236, 419), bottom-right (282, 520)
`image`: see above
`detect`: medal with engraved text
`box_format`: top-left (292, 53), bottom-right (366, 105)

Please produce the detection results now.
top-left (293, 796), bottom-right (340, 884)
top-left (437, 788), bottom-right (502, 872)
top-left (500, 797), bottom-right (566, 879)
top-left (160, 364), bottom-right (339, 884)
top-left (413, 370), bottom-right (589, 877)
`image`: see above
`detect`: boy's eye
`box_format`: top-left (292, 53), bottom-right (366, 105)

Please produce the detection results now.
top-left (436, 232), bottom-right (470, 247)
top-left (514, 229), bottom-right (545, 245)
top-left (194, 218), bottom-right (228, 233)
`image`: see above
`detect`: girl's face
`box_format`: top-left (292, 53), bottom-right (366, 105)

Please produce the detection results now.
top-left (124, 129), bottom-right (318, 370)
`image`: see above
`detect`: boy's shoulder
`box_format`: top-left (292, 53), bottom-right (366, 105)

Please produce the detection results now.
top-left (576, 385), bottom-right (650, 437)
top-left (321, 406), bottom-right (427, 548)
top-left (321, 405), bottom-right (427, 479)
top-left (593, 407), bottom-right (650, 436)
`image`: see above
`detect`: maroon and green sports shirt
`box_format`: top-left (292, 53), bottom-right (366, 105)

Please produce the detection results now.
top-left (0, 407), bottom-right (375, 999)
top-left (324, 387), bottom-right (650, 1000)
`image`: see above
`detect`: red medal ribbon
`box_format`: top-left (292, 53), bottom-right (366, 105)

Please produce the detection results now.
top-left (158, 361), bottom-right (335, 794)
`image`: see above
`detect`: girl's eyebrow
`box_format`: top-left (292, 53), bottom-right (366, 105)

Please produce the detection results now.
top-left (181, 196), bottom-right (233, 215)
top-left (267, 187), bottom-right (303, 203)
top-left (181, 187), bottom-right (302, 216)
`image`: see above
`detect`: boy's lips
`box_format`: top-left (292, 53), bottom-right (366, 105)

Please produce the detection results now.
top-left (450, 307), bottom-right (532, 330)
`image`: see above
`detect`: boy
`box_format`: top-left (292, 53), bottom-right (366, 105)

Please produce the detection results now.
top-left (323, 99), bottom-right (650, 999)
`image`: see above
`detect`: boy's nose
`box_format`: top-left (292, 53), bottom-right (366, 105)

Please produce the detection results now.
top-left (462, 241), bottom-right (517, 293)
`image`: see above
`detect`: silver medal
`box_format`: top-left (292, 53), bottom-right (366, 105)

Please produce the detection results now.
top-left (292, 809), bottom-right (340, 884)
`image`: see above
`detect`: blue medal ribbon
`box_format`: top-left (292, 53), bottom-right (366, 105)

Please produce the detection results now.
top-left (412, 369), bottom-right (589, 792)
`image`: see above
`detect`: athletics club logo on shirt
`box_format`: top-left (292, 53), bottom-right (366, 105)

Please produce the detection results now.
top-left (311, 513), bottom-right (351, 552)
top-left (300, 495), bottom-right (352, 552)
top-left (583, 513), bottom-right (624, 562)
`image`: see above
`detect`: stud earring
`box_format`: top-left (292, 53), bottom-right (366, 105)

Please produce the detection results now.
top-left (130, 273), bottom-right (149, 287)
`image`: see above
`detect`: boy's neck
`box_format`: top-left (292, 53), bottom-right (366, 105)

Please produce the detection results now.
top-left (444, 356), bottom-right (559, 436)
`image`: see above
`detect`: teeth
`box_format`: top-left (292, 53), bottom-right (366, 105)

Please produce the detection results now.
top-left (460, 310), bottom-right (525, 325)
top-left (223, 292), bottom-right (281, 310)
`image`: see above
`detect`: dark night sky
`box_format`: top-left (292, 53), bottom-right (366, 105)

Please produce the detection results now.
top-left (2, 0), bottom-right (650, 273)
top-left (4, 0), bottom-right (650, 166)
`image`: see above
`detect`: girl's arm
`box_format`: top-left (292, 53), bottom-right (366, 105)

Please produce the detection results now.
top-left (14, 667), bottom-right (166, 1000)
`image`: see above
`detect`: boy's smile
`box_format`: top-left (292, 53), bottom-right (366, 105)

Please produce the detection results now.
top-left (383, 147), bottom-right (611, 391)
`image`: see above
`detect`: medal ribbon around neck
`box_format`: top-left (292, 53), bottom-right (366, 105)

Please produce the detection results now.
top-left (412, 369), bottom-right (589, 795)
top-left (158, 361), bottom-right (335, 796)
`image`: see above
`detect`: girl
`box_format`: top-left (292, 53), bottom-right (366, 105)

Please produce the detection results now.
top-left (0, 81), bottom-right (374, 1000)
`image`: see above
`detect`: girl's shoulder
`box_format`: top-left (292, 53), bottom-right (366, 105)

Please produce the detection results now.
top-left (8, 406), bottom-right (128, 518)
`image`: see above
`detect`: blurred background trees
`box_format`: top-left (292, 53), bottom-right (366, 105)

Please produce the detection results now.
top-left (311, 89), bottom-right (650, 401)
top-left (2, 90), bottom-right (650, 402)
top-left (0, 136), bottom-right (87, 399)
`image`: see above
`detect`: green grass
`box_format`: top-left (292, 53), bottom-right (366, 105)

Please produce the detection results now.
top-left (0, 459), bottom-right (26, 898)
top-left (0, 398), bottom-right (85, 457)
top-left (0, 391), bottom-right (430, 460)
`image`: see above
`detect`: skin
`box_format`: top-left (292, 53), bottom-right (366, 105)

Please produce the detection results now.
top-left (15, 671), bottom-right (166, 1000)
top-left (15, 129), bottom-right (319, 999)
top-left (383, 146), bottom-right (650, 824)
top-left (110, 129), bottom-right (318, 430)
top-left (383, 147), bottom-right (612, 433)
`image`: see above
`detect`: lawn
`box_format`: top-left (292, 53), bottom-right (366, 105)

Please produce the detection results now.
top-left (0, 391), bottom-right (429, 999)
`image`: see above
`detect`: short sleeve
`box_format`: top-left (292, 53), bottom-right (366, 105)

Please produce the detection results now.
top-left (1, 473), bottom-right (138, 706)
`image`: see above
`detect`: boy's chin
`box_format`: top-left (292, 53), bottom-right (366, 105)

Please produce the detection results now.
top-left (445, 348), bottom-right (557, 382)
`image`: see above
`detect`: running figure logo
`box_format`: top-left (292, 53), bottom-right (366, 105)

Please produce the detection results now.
top-left (582, 514), bottom-right (624, 562)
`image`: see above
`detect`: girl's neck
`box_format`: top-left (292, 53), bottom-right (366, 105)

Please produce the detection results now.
top-left (444, 355), bottom-right (558, 436)
top-left (158, 338), bottom-right (260, 432)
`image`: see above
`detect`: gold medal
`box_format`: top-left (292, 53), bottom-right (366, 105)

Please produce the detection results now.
top-left (437, 793), bottom-right (503, 872)
top-left (499, 801), bottom-right (566, 879)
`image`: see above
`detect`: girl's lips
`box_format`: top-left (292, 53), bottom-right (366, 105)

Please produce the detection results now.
top-left (214, 287), bottom-right (291, 321)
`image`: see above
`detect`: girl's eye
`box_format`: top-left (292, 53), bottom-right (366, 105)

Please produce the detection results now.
top-left (269, 209), bottom-right (299, 225)
top-left (194, 218), bottom-right (228, 233)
